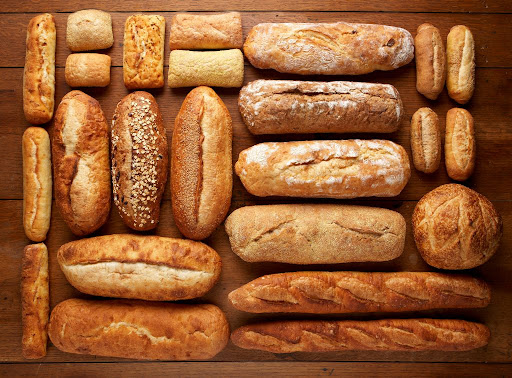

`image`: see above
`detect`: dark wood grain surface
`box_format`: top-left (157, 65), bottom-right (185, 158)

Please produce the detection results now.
top-left (1, 1), bottom-right (511, 376)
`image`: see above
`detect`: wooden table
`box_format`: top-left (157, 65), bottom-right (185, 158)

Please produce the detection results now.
top-left (1, 0), bottom-right (511, 376)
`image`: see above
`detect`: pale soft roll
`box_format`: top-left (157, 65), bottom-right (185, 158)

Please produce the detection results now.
top-left (65, 53), bottom-right (111, 87)
top-left (447, 25), bottom-right (475, 104)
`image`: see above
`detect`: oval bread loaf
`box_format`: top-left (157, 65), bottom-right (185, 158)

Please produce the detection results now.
top-left (445, 108), bottom-right (475, 181)
top-left (410, 107), bottom-right (441, 173)
top-left (447, 25), bottom-right (475, 104)
top-left (57, 234), bottom-right (222, 301)
top-left (415, 23), bottom-right (446, 100)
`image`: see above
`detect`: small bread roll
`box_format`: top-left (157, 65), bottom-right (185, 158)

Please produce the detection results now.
top-left (410, 107), bottom-right (441, 173)
top-left (447, 25), bottom-right (475, 104)
top-left (66, 9), bottom-right (113, 51)
top-left (168, 49), bottom-right (244, 88)
top-left (445, 108), bottom-right (475, 181)
top-left (65, 53), bottom-right (111, 87)
top-left (415, 23), bottom-right (446, 100)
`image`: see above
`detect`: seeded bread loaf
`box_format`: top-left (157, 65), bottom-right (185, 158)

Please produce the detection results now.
top-left (447, 25), bottom-right (475, 104)
top-left (66, 9), bottom-right (113, 51)
top-left (415, 23), bottom-right (446, 100)
top-left (445, 108), bottom-right (475, 181)
top-left (410, 107), bottom-right (441, 173)
top-left (111, 92), bottom-right (168, 231)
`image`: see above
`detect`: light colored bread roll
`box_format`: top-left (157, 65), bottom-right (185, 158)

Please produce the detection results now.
top-left (225, 204), bottom-right (405, 264)
top-left (65, 53), bottom-right (111, 87)
top-left (168, 49), bottom-right (244, 88)
top-left (410, 107), bottom-right (441, 173)
top-left (415, 23), bottom-right (446, 100)
top-left (23, 14), bottom-right (56, 125)
top-left (447, 25), bottom-right (475, 104)
top-left (235, 140), bottom-right (411, 199)
top-left (171, 87), bottom-right (232, 240)
top-left (445, 108), bottom-right (475, 181)
top-left (413, 184), bottom-right (502, 270)
top-left (22, 127), bottom-right (52, 242)
top-left (48, 299), bottom-right (230, 360)
top-left (66, 9), bottom-right (113, 51)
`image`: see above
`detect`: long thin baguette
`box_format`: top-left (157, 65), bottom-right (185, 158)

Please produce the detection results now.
top-left (228, 271), bottom-right (490, 314)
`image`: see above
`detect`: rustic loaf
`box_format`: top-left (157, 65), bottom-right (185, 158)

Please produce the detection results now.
top-left (415, 23), bottom-right (446, 100)
top-left (445, 108), bottom-right (475, 181)
top-left (410, 107), bottom-right (441, 173)
top-left (447, 25), bottom-right (475, 104)
top-left (66, 9), bottom-right (113, 51)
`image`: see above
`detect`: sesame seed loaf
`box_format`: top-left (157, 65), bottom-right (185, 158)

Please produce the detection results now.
top-left (66, 9), bottom-right (114, 52)
top-left (112, 91), bottom-right (168, 231)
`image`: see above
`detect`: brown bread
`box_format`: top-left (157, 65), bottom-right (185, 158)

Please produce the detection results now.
top-left (445, 108), bottom-right (475, 181)
top-left (410, 107), bottom-right (441, 173)
top-left (415, 23), bottom-right (446, 100)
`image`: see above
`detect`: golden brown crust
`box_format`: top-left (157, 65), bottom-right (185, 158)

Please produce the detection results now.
top-left (66, 9), bottom-right (113, 51)
top-left (57, 234), bottom-right (222, 301)
top-left (23, 14), bottom-right (56, 125)
top-left (445, 108), bottom-right (475, 181)
top-left (415, 23), bottom-right (446, 100)
top-left (65, 53), bottom-right (111, 87)
top-left (228, 271), bottom-right (490, 314)
top-left (238, 80), bottom-right (403, 134)
top-left (21, 243), bottom-right (49, 359)
top-left (123, 14), bottom-right (165, 89)
top-left (48, 299), bottom-right (230, 360)
top-left (231, 319), bottom-right (490, 353)
top-left (447, 25), bottom-right (475, 104)
top-left (235, 140), bottom-right (411, 199)
top-left (111, 91), bottom-right (168, 231)
top-left (169, 12), bottom-right (243, 49)
top-left (410, 107), bottom-right (441, 173)
top-left (52, 90), bottom-right (111, 236)
top-left (243, 22), bottom-right (414, 75)
top-left (171, 87), bottom-right (233, 240)
top-left (22, 127), bottom-right (52, 242)
top-left (412, 184), bottom-right (502, 270)
top-left (225, 204), bottom-right (405, 264)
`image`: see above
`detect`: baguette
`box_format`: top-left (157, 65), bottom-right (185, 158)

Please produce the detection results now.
top-left (225, 204), bottom-right (405, 264)
top-left (53, 90), bottom-right (111, 236)
top-left (23, 14), bottom-right (56, 125)
top-left (22, 127), bottom-right (52, 242)
top-left (21, 243), bottom-right (49, 359)
top-left (112, 92), bottom-right (168, 231)
top-left (243, 22), bottom-right (414, 75)
top-left (447, 25), bottom-right (475, 104)
top-left (231, 319), bottom-right (490, 353)
top-left (238, 80), bottom-right (403, 134)
top-left (66, 9), bottom-right (113, 51)
top-left (65, 53), bottom-right (111, 87)
top-left (48, 299), bottom-right (230, 360)
top-left (57, 234), bottom-right (222, 301)
top-left (415, 23), bottom-right (446, 100)
top-left (229, 271), bottom-right (490, 314)
top-left (235, 140), bottom-right (411, 199)
top-left (445, 108), bottom-right (475, 181)
top-left (171, 87), bottom-right (233, 240)
top-left (410, 107), bottom-right (441, 173)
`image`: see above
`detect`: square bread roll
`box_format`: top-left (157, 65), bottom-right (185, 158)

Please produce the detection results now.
top-left (65, 53), bottom-right (111, 87)
top-left (66, 9), bottom-right (114, 51)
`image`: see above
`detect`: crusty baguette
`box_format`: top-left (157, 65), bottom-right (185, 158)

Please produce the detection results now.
top-left (171, 87), bottom-right (233, 240)
top-left (231, 319), bottom-right (490, 353)
top-left (48, 299), bottom-right (230, 360)
top-left (23, 14), bottom-right (56, 125)
top-left (229, 271), bottom-right (491, 314)
top-left (445, 108), bottom-right (475, 181)
top-left (415, 23), bottom-right (446, 100)
top-left (53, 90), bottom-right (111, 236)
top-left (235, 140), bottom-right (411, 199)
top-left (21, 243), bottom-right (49, 359)
top-left (447, 25), bottom-right (475, 104)
top-left (111, 91), bottom-right (168, 231)
top-left (57, 234), bottom-right (222, 301)
top-left (410, 107), bottom-right (441, 173)
top-left (225, 204), bottom-right (405, 264)
top-left (22, 128), bottom-right (52, 242)
top-left (243, 22), bottom-right (414, 75)
top-left (238, 80), bottom-right (403, 134)
top-left (169, 12), bottom-right (243, 49)
top-left (65, 53), bottom-right (111, 87)
top-left (66, 9), bottom-right (113, 51)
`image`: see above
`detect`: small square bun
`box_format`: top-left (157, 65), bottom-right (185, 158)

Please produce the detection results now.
top-left (67, 9), bottom-right (114, 51)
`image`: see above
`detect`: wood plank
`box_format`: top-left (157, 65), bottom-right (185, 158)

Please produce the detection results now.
top-left (1, 200), bottom-right (511, 362)
top-left (2, 12), bottom-right (512, 68)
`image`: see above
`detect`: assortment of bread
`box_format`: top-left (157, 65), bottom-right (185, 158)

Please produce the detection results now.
top-left (19, 10), bottom-right (499, 362)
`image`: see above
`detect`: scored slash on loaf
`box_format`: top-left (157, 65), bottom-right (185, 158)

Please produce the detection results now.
top-left (445, 108), bottom-right (476, 181)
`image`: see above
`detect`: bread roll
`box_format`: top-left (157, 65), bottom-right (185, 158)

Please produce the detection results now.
top-left (21, 243), bottom-right (49, 359)
top-left (413, 184), bottom-right (502, 270)
top-left (48, 299), bottom-right (229, 360)
top-left (410, 107), bottom-right (441, 173)
top-left (238, 80), bottom-right (403, 134)
top-left (225, 204), bottom-right (405, 264)
top-left (111, 91), bottom-right (168, 231)
top-left (235, 140), bottom-right (411, 199)
top-left (231, 319), bottom-right (490, 353)
top-left (65, 53), bottom-right (111, 87)
top-left (447, 25), bottom-right (475, 104)
top-left (244, 22), bottom-right (414, 75)
top-left (58, 234), bottom-right (221, 301)
top-left (23, 14), bottom-right (56, 125)
top-left (53, 90), bottom-right (111, 236)
top-left (445, 108), bottom-right (475, 181)
top-left (169, 12), bottom-right (243, 49)
top-left (66, 9), bottom-right (113, 51)
top-left (22, 128), bottom-right (52, 242)
top-left (415, 23), bottom-right (446, 100)
top-left (123, 14), bottom-right (165, 89)
top-left (171, 87), bottom-right (232, 240)
top-left (168, 49), bottom-right (244, 88)
top-left (229, 271), bottom-right (491, 314)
